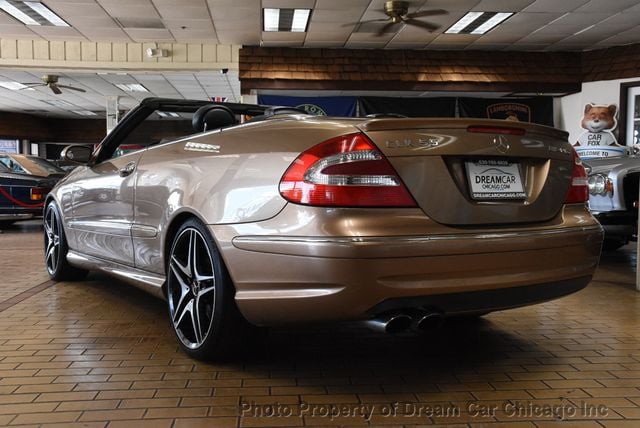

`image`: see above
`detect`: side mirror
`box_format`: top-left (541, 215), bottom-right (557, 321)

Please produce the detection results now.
top-left (61, 145), bottom-right (92, 164)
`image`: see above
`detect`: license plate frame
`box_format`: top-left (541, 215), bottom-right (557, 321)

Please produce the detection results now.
top-left (465, 159), bottom-right (526, 200)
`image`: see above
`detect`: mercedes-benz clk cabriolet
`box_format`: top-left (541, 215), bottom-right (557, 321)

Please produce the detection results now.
top-left (44, 98), bottom-right (603, 359)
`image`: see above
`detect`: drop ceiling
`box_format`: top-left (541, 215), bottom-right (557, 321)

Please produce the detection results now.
top-left (0, 70), bottom-right (240, 117)
top-left (0, 0), bottom-right (640, 117)
top-left (0, 0), bottom-right (637, 50)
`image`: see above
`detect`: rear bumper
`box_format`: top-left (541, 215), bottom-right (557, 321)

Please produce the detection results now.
top-left (211, 205), bottom-right (603, 326)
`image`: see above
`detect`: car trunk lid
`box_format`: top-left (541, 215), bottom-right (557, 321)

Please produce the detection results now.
top-left (358, 118), bottom-right (574, 226)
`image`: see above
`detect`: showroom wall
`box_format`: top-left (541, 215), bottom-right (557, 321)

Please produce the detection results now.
top-left (557, 77), bottom-right (639, 145)
top-left (555, 45), bottom-right (640, 144)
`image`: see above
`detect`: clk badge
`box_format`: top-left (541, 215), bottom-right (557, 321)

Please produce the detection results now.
top-left (493, 135), bottom-right (510, 154)
top-left (185, 142), bottom-right (220, 153)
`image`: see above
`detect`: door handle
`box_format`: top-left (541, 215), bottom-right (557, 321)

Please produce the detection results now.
top-left (119, 162), bottom-right (136, 177)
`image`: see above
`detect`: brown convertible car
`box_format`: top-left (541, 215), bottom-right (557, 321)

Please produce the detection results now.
top-left (44, 98), bottom-right (603, 359)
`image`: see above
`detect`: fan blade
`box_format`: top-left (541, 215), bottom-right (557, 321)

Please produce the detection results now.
top-left (342, 18), bottom-right (388, 27)
top-left (50, 84), bottom-right (62, 95)
top-left (406, 9), bottom-right (448, 19)
top-left (376, 21), bottom-right (397, 37)
top-left (403, 18), bottom-right (440, 32)
top-left (57, 85), bottom-right (86, 93)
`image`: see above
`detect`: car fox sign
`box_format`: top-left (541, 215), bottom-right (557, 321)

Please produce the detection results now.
top-left (574, 103), bottom-right (626, 159)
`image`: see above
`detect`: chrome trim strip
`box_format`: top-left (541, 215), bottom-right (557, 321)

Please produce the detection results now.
top-left (233, 225), bottom-right (603, 246)
top-left (131, 224), bottom-right (158, 238)
top-left (66, 250), bottom-right (165, 299)
top-left (67, 220), bottom-right (131, 236)
top-left (235, 287), bottom-right (344, 301)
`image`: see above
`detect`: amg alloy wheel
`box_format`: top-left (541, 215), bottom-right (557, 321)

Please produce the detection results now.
top-left (44, 201), bottom-right (88, 281)
top-left (167, 218), bottom-right (249, 360)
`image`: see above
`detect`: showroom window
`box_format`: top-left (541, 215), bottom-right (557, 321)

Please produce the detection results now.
top-left (620, 81), bottom-right (640, 146)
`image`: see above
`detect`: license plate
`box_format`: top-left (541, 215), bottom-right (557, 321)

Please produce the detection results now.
top-left (466, 160), bottom-right (526, 200)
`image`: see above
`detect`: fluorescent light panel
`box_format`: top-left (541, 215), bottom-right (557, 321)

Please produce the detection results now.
top-left (0, 80), bottom-right (34, 90)
top-left (115, 83), bottom-right (148, 92)
top-left (263, 8), bottom-right (311, 32)
top-left (0, 0), bottom-right (69, 26)
top-left (445, 11), bottom-right (513, 35)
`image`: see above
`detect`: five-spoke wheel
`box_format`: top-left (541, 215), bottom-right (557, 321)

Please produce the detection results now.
top-left (166, 218), bottom-right (250, 360)
top-left (168, 227), bottom-right (217, 349)
top-left (43, 201), bottom-right (88, 281)
top-left (44, 204), bottom-right (61, 276)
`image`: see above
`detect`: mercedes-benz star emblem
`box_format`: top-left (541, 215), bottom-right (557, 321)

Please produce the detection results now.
top-left (493, 135), bottom-right (510, 154)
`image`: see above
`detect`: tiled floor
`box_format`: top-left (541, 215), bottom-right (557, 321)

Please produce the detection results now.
top-left (0, 221), bottom-right (639, 427)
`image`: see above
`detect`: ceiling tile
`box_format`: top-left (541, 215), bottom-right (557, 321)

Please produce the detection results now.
top-left (472, 0), bottom-right (535, 11)
top-left (523, 0), bottom-right (590, 12)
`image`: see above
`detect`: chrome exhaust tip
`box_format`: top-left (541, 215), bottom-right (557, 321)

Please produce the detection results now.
top-left (414, 311), bottom-right (445, 331)
top-left (364, 313), bottom-right (412, 334)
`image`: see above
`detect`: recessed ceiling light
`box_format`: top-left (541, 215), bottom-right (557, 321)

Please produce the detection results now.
top-left (0, 0), bottom-right (69, 27)
top-left (263, 8), bottom-right (311, 32)
top-left (445, 11), bottom-right (513, 35)
top-left (0, 81), bottom-right (34, 90)
top-left (115, 83), bottom-right (148, 93)
top-left (72, 110), bottom-right (97, 116)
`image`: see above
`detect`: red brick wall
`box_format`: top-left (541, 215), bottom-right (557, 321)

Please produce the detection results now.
top-left (583, 44), bottom-right (640, 81)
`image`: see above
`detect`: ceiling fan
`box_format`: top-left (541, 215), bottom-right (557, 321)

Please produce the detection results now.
top-left (348, 1), bottom-right (447, 37)
top-left (21, 74), bottom-right (86, 94)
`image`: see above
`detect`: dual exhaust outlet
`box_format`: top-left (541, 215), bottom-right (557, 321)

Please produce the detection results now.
top-left (365, 310), bottom-right (444, 334)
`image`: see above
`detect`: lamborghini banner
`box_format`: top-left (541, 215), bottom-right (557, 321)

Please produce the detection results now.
top-left (458, 97), bottom-right (554, 126)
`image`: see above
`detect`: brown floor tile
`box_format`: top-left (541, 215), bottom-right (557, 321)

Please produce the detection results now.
top-left (108, 420), bottom-right (173, 428)
top-left (174, 417), bottom-right (238, 428)
top-left (0, 402), bottom-right (57, 415)
top-left (55, 399), bottom-right (120, 412)
top-left (9, 411), bottom-right (81, 425)
top-left (2, 223), bottom-right (640, 428)
top-left (78, 408), bottom-right (146, 421)
top-left (145, 406), bottom-right (209, 418)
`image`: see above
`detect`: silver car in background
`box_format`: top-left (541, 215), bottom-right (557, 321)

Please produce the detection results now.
top-left (585, 155), bottom-right (640, 250)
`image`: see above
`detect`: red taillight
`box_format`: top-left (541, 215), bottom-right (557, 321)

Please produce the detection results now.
top-left (279, 133), bottom-right (417, 207)
top-left (564, 148), bottom-right (589, 204)
top-left (467, 126), bottom-right (525, 136)
top-left (30, 187), bottom-right (46, 201)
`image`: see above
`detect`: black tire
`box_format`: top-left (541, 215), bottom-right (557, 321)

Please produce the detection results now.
top-left (0, 220), bottom-right (15, 228)
top-left (44, 201), bottom-right (88, 281)
top-left (166, 217), bottom-right (253, 360)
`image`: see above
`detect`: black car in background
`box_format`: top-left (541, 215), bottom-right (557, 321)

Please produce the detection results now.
top-left (0, 153), bottom-right (65, 227)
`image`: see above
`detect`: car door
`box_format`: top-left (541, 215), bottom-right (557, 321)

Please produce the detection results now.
top-left (69, 152), bottom-right (142, 265)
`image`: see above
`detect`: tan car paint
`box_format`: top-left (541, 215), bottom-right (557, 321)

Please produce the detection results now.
top-left (50, 115), bottom-right (603, 325)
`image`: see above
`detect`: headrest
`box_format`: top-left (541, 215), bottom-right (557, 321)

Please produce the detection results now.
top-left (192, 105), bottom-right (237, 132)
